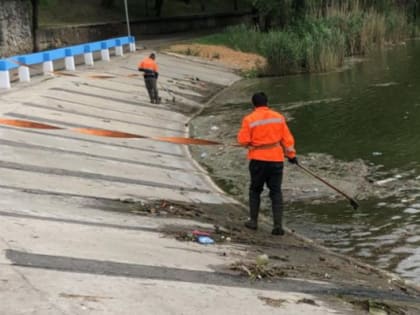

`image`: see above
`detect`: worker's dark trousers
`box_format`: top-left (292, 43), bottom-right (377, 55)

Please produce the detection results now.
top-left (144, 77), bottom-right (159, 103)
top-left (249, 160), bottom-right (284, 228)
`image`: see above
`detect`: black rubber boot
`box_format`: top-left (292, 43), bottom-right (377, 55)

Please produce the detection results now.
top-left (244, 220), bottom-right (258, 230)
top-left (272, 204), bottom-right (284, 235)
top-left (271, 227), bottom-right (285, 236)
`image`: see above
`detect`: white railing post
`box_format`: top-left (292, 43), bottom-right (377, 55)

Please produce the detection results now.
top-left (65, 49), bottom-right (76, 71)
top-left (115, 39), bottom-right (123, 56)
top-left (116, 46), bottom-right (123, 56)
top-left (0, 61), bottom-right (11, 89)
top-left (18, 57), bottom-right (30, 83)
top-left (0, 71), bottom-right (11, 89)
top-left (42, 53), bottom-right (54, 74)
top-left (84, 45), bottom-right (94, 66)
top-left (129, 36), bottom-right (136, 52)
top-left (101, 42), bottom-right (110, 62)
top-left (19, 66), bottom-right (31, 82)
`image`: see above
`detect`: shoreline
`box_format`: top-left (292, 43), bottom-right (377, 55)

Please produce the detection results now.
top-left (170, 41), bottom-right (420, 284)
top-left (0, 42), bottom-right (418, 314)
top-left (157, 52), bottom-right (420, 307)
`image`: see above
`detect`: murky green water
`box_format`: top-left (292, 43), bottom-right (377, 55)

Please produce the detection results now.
top-left (193, 40), bottom-right (420, 283)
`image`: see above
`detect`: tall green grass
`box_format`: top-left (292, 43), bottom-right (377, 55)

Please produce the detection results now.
top-left (197, 3), bottom-right (414, 76)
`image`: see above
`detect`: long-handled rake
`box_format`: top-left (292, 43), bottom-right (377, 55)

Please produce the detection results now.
top-left (296, 162), bottom-right (360, 210)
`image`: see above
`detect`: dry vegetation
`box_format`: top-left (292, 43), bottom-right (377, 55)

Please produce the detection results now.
top-left (167, 44), bottom-right (267, 72)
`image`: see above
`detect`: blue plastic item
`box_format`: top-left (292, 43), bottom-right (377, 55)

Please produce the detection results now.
top-left (197, 236), bottom-right (215, 245)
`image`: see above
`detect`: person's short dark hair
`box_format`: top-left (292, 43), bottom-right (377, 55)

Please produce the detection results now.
top-left (150, 53), bottom-right (156, 59)
top-left (252, 92), bottom-right (268, 107)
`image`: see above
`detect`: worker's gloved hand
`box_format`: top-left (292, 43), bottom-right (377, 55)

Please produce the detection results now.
top-left (288, 157), bottom-right (298, 165)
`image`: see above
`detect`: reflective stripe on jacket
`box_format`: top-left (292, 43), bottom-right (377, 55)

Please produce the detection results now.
top-left (237, 106), bottom-right (296, 162)
top-left (138, 57), bottom-right (158, 77)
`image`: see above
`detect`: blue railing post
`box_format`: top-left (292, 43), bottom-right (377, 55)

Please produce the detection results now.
top-left (64, 48), bottom-right (76, 71)
top-left (84, 45), bottom-right (94, 66)
top-left (115, 39), bottom-right (123, 57)
top-left (101, 42), bottom-right (110, 62)
top-left (42, 52), bottom-right (54, 74)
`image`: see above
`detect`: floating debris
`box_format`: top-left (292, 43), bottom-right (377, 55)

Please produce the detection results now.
top-left (277, 97), bottom-right (342, 111)
top-left (230, 260), bottom-right (288, 280)
top-left (372, 82), bottom-right (398, 87)
top-left (374, 178), bottom-right (397, 185)
top-left (256, 254), bottom-right (269, 266)
top-left (258, 296), bottom-right (286, 308)
top-left (297, 298), bottom-right (318, 306)
top-left (403, 208), bottom-right (420, 214)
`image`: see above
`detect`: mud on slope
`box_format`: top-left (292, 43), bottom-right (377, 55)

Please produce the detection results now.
top-left (109, 198), bottom-right (420, 314)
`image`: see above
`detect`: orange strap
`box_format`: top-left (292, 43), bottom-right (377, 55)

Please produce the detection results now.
top-left (248, 142), bottom-right (280, 150)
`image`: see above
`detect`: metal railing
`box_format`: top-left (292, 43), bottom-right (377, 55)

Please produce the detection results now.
top-left (0, 36), bottom-right (136, 89)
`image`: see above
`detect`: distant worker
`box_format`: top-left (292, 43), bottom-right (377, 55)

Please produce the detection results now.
top-left (138, 52), bottom-right (160, 104)
top-left (237, 92), bottom-right (298, 236)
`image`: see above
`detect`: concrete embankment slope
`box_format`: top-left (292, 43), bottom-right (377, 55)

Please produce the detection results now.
top-left (0, 50), bottom-right (418, 315)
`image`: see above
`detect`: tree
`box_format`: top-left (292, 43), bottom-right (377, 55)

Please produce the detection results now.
top-left (292, 0), bottom-right (306, 20)
top-left (31, 0), bottom-right (39, 52)
top-left (199, 0), bottom-right (206, 11)
top-left (155, 0), bottom-right (165, 16)
top-left (101, 0), bottom-right (115, 8)
top-left (248, 0), bottom-right (292, 30)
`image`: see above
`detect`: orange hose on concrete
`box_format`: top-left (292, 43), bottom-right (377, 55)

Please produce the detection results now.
top-left (72, 128), bottom-right (145, 139)
top-left (0, 119), bottom-right (62, 130)
top-left (152, 136), bottom-right (222, 145)
top-left (0, 118), bottom-right (226, 145)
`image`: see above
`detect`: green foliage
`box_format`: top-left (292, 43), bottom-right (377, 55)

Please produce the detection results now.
top-left (247, 0), bottom-right (418, 30)
top-left (40, 0), bottom-right (57, 5)
top-left (198, 2), bottom-right (413, 76)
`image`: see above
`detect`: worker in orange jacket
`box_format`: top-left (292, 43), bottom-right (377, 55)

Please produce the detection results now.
top-left (237, 92), bottom-right (297, 235)
top-left (138, 52), bottom-right (160, 104)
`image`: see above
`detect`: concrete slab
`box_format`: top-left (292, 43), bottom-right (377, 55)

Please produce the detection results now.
top-left (1, 267), bottom-right (350, 315)
top-left (0, 48), bottom-right (364, 314)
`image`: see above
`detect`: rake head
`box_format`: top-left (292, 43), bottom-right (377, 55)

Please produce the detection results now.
top-left (350, 198), bottom-right (360, 210)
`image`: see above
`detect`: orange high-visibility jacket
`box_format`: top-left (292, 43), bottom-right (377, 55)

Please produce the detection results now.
top-left (237, 106), bottom-right (296, 162)
top-left (138, 57), bottom-right (158, 73)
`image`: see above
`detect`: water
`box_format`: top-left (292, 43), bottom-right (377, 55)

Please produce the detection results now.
top-left (192, 40), bottom-right (420, 283)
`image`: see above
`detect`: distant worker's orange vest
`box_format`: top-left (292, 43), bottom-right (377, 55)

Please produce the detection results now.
top-left (237, 106), bottom-right (296, 162)
top-left (138, 57), bottom-right (158, 73)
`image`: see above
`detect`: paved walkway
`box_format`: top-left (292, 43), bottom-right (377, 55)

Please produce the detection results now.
top-left (0, 49), bottom-right (398, 314)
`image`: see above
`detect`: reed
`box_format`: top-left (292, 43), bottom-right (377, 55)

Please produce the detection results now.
top-left (197, 1), bottom-right (414, 76)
